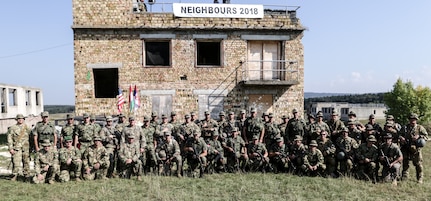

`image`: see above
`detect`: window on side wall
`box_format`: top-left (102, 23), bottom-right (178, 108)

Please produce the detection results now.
top-left (93, 68), bottom-right (119, 98)
top-left (196, 41), bottom-right (222, 67)
top-left (144, 41), bottom-right (171, 67)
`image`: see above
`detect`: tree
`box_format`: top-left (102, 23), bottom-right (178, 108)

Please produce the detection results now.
top-left (384, 78), bottom-right (431, 125)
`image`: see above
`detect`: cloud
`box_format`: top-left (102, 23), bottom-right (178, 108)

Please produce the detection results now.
top-left (351, 72), bottom-right (361, 81)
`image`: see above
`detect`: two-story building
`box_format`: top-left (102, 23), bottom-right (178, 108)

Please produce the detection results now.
top-left (73, 0), bottom-right (305, 120)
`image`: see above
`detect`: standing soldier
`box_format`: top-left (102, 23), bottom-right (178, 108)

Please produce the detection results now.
top-left (386, 115), bottom-right (402, 132)
top-left (58, 135), bottom-right (82, 182)
top-left (379, 133), bottom-right (403, 185)
top-left (347, 111), bottom-right (365, 132)
top-left (7, 114), bottom-right (32, 181)
top-left (60, 114), bottom-right (76, 148)
top-left (121, 116), bottom-right (145, 143)
top-left (118, 134), bottom-right (142, 180)
top-left (237, 109), bottom-right (247, 140)
top-left (177, 114), bottom-right (200, 146)
top-left (82, 136), bottom-right (110, 180)
top-left (285, 109), bottom-right (306, 145)
top-left (264, 113), bottom-right (281, 149)
top-left (199, 110), bottom-right (219, 141)
top-left (142, 116), bottom-right (157, 174)
top-left (278, 115), bottom-right (289, 141)
top-left (75, 113), bottom-right (96, 153)
top-left (365, 114), bottom-right (383, 136)
top-left (302, 140), bottom-right (326, 176)
top-left (90, 114), bottom-right (102, 135)
top-left (115, 114), bottom-right (127, 143)
top-left (190, 112), bottom-right (200, 124)
top-left (336, 127), bottom-right (359, 176)
top-left (327, 111), bottom-right (345, 144)
top-left (316, 131), bottom-right (336, 177)
top-left (347, 120), bottom-right (363, 144)
top-left (356, 135), bottom-right (378, 183)
top-left (159, 114), bottom-right (174, 139)
top-left (399, 113), bottom-right (428, 183)
top-left (33, 139), bottom-right (59, 184)
top-left (244, 108), bottom-right (264, 144)
top-left (169, 111), bottom-right (181, 140)
top-left (99, 116), bottom-right (119, 178)
top-left (313, 111), bottom-right (330, 142)
top-left (220, 111), bottom-right (239, 141)
top-left (304, 114), bottom-right (317, 144)
top-left (33, 111), bottom-right (57, 152)
top-left (150, 112), bottom-right (159, 129)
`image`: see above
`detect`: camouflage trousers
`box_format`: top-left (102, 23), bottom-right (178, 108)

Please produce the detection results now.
top-left (382, 162), bottom-right (401, 182)
top-left (11, 147), bottom-right (30, 176)
top-left (357, 161), bottom-right (377, 181)
top-left (339, 158), bottom-right (354, 175)
top-left (402, 148), bottom-right (424, 180)
top-left (324, 156), bottom-right (336, 176)
top-left (83, 166), bottom-right (109, 180)
top-left (121, 160), bottom-right (142, 178)
top-left (301, 163), bottom-right (326, 176)
top-left (144, 145), bottom-right (157, 167)
top-left (106, 147), bottom-right (117, 178)
top-left (59, 162), bottom-right (82, 182)
top-left (33, 165), bottom-right (59, 184)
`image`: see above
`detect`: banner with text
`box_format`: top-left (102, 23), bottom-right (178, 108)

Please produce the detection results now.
top-left (173, 3), bottom-right (264, 19)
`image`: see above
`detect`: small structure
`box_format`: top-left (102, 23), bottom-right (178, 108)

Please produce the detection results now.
top-left (308, 102), bottom-right (387, 121)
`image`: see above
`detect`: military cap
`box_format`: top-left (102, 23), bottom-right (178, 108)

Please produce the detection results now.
top-left (127, 135), bottom-right (135, 139)
top-left (347, 120), bottom-right (355, 125)
top-left (250, 108), bottom-right (257, 113)
top-left (316, 111), bottom-right (323, 117)
top-left (366, 135), bottom-right (377, 142)
top-left (185, 114), bottom-right (191, 119)
top-left (41, 111), bottom-right (49, 117)
top-left (276, 137), bottom-right (283, 143)
top-left (292, 108), bottom-right (298, 113)
top-left (240, 109), bottom-right (246, 114)
top-left (365, 124), bottom-right (374, 131)
top-left (308, 114), bottom-right (315, 119)
top-left (294, 135), bottom-right (303, 141)
top-left (83, 113), bottom-right (90, 118)
top-left (164, 131), bottom-right (172, 136)
top-left (161, 114), bottom-right (167, 119)
top-left (105, 116), bottom-right (113, 121)
top-left (231, 127), bottom-right (239, 132)
top-left (119, 113), bottom-right (125, 118)
top-left (90, 114), bottom-right (96, 120)
top-left (228, 111), bottom-right (235, 115)
top-left (41, 139), bottom-right (51, 147)
top-left (309, 140), bottom-right (318, 147)
top-left (204, 110), bottom-right (210, 115)
top-left (129, 116), bottom-right (136, 121)
top-left (409, 113), bottom-right (419, 120)
top-left (171, 111), bottom-right (177, 116)
top-left (383, 133), bottom-right (393, 139)
top-left (341, 127), bottom-right (349, 133)
top-left (348, 111), bottom-right (356, 117)
top-left (268, 113), bottom-right (274, 118)
top-left (384, 122), bottom-right (394, 127)
top-left (386, 115), bottom-right (394, 120)
top-left (262, 112), bottom-right (268, 117)
top-left (219, 111), bottom-right (226, 116)
top-left (64, 135), bottom-right (73, 141)
top-left (252, 135), bottom-right (259, 140)
top-left (369, 114), bottom-right (375, 119)
top-left (143, 116), bottom-right (150, 122)
top-left (281, 115), bottom-right (288, 119)
top-left (190, 112), bottom-right (196, 116)
top-left (15, 114), bottom-right (25, 120)
top-left (93, 136), bottom-right (102, 141)
top-left (66, 114), bottom-right (74, 119)
top-left (151, 111), bottom-right (158, 117)
top-left (331, 110), bottom-right (339, 116)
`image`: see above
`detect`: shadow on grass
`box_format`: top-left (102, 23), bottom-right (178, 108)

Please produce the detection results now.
top-left (0, 134), bottom-right (6, 146)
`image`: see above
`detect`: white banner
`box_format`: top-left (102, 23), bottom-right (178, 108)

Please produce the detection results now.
top-left (173, 3), bottom-right (264, 19)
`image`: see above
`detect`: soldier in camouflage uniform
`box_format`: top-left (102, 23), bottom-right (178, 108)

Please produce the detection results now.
top-left (58, 135), bottom-right (82, 182)
top-left (33, 139), bottom-right (59, 184)
top-left (60, 114), bottom-right (76, 148)
top-left (142, 116), bottom-right (157, 173)
top-left (328, 111), bottom-right (345, 144)
top-left (356, 135), bottom-right (378, 182)
top-left (244, 108), bottom-right (264, 144)
top-left (347, 111), bottom-right (365, 132)
top-left (220, 111), bottom-right (239, 141)
top-left (199, 110), bottom-right (219, 141)
top-left (285, 109), bottom-right (306, 145)
top-left (304, 114), bottom-right (317, 144)
top-left (302, 140), bottom-right (325, 176)
top-left (177, 114), bottom-right (201, 147)
top-left (122, 116), bottom-right (145, 144)
top-left (336, 127), bottom-right (359, 176)
top-left (7, 114), bottom-right (32, 181)
top-left (224, 127), bottom-right (248, 172)
top-left (386, 114), bottom-right (402, 132)
top-left (316, 131), bottom-right (337, 177)
top-left (150, 112), bottom-right (160, 129)
top-left (247, 135), bottom-right (270, 172)
top-left (169, 111), bottom-right (181, 141)
top-left (381, 122), bottom-right (398, 145)
top-left (90, 114), bottom-right (102, 134)
top-left (156, 131), bottom-right (182, 177)
top-left (206, 130), bottom-right (226, 172)
top-left (268, 137), bottom-right (289, 173)
top-left (365, 114), bottom-right (383, 136)
top-left (264, 113), bottom-right (281, 149)
top-left (347, 120), bottom-right (363, 144)
top-left (183, 131), bottom-right (208, 177)
top-left (33, 111), bottom-right (57, 152)
top-left (237, 109), bottom-right (247, 141)
top-left (399, 113), bottom-right (428, 183)
top-left (75, 113), bottom-right (97, 153)
top-left (118, 134), bottom-right (142, 180)
top-left (82, 136), bottom-right (110, 180)
top-left (288, 135), bottom-right (307, 174)
top-left (115, 114), bottom-right (127, 143)
top-left (312, 111), bottom-right (330, 143)
top-left (158, 114), bottom-right (173, 142)
top-left (379, 133), bottom-right (403, 185)
top-left (99, 116), bottom-right (119, 178)
top-left (277, 115), bottom-right (289, 141)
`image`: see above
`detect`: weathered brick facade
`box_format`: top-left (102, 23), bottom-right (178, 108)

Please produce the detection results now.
top-left (73, 0), bottom-right (305, 121)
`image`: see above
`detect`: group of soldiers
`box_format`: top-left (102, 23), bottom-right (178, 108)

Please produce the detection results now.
top-left (6, 108), bottom-right (428, 185)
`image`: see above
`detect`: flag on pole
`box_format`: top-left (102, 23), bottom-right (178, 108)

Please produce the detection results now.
top-left (134, 85), bottom-right (140, 111)
top-left (129, 85), bottom-right (134, 113)
top-left (116, 88), bottom-right (125, 113)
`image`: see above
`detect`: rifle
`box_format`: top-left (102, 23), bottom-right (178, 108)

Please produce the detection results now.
top-left (380, 149), bottom-right (391, 167)
top-left (191, 144), bottom-right (204, 178)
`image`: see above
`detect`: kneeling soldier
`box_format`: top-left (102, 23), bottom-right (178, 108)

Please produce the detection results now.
top-left (184, 131), bottom-right (207, 177)
top-left (59, 135), bottom-right (82, 182)
top-left (33, 139), bottom-right (59, 184)
top-left (82, 136), bottom-right (110, 180)
top-left (247, 135), bottom-right (270, 172)
top-left (302, 140), bottom-right (325, 176)
top-left (356, 135), bottom-right (378, 183)
top-left (119, 134), bottom-right (142, 180)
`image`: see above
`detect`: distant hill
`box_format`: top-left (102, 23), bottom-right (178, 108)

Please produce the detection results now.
top-left (44, 105), bottom-right (75, 114)
top-left (304, 92), bottom-right (349, 99)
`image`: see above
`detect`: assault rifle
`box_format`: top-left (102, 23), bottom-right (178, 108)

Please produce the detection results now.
top-left (380, 149), bottom-right (391, 167)
top-left (191, 145), bottom-right (204, 178)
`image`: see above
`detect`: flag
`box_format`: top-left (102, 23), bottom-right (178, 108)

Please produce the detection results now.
top-left (116, 88), bottom-right (125, 113)
top-left (134, 85), bottom-right (140, 111)
top-left (129, 85), bottom-right (134, 112)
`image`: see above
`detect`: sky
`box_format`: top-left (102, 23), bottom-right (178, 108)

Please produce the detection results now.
top-left (1, 0), bottom-right (430, 105)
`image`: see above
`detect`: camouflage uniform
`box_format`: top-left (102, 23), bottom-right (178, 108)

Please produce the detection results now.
top-left (33, 140), bottom-right (59, 184)
top-left (118, 135), bottom-right (142, 179)
top-left (244, 115), bottom-right (264, 143)
top-left (302, 140), bottom-right (326, 176)
top-left (355, 135), bottom-right (378, 182)
top-left (33, 112), bottom-right (57, 150)
top-left (316, 135), bottom-right (336, 176)
top-left (206, 133), bottom-right (226, 171)
top-left (224, 129), bottom-right (248, 172)
top-left (7, 114), bottom-right (32, 179)
top-left (327, 111), bottom-right (345, 144)
top-left (142, 118), bottom-right (157, 170)
top-left (199, 114), bottom-right (219, 140)
top-left (184, 136), bottom-right (208, 175)
top-left (286, 111), bottom-right (307, 144)
top-left (277, 115), bottom-right (289, 140)
top-left (264, 116), bottom-right (281, 149)
top-left (380, 134), bottom-right (403, 183)
top-left (115, 114), bottom-right (128, 144)
top-left (336, 130), bottom-right (359, 175)
top-left (76, 115), bottom-right (97, 153)
top-left (287, 136), bottom-right (307, 174)
top-left (268, 138), bottom-right (289, 172)
top-left (82, 137), bottom-right (110, 180)
top-left (99, 117), bottom-right (119, 178)
top-left (60, 114), bottom-right (76, 147)
top-left (178, 117), bottom-right (201, 143)
top-left (247, 137), bottom-right (269, 172)
top-left (58, 137), bottom-right (82, 182)
top-left (156, 132), bottom-right (182, 176)
top-left (90, 115), bottom-right (102, 134)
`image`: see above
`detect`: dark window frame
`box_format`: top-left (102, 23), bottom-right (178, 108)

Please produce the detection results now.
top-left (144, 40), bottom-right (171, 68)
top-left (93, 68), bottom-right (119, 98)
top-left (195, 40), bottom-right (223, 68)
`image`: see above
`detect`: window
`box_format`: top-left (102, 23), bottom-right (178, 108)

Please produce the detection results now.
top-left (341, 108), bottom-right (349, 115)
top-left (198, 95), bottom-right (224, 119)
top-left (9, 88), bottom-right (17, 106)
top-left (196, 41), bottom-right (221, 67)
top-left (35, 91), bottom-right (41, 106)
top-left (93, 68), bottom-right (118, 98)
top-left (152, 95), bottom-right (172, 118)
top-left (145, 41), bottom-right (170, 67)
top-left (26, 90), bottom-right (31, 106)
top-left (1, 88), bottom-right (6, 113)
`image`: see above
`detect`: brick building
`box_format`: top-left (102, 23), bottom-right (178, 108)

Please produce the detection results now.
top-left (72, 0), bottom-right (305, 120)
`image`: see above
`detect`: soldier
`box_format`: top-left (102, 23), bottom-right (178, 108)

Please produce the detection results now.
top-left (327, 111), bottom-right (345, 144)
top-left (264, 113), bottom-right (281, 149)
top-left (313, 111), bottom-right (330, 142)
top-left (199, 110), bottom-right (219, 140)
top-left (220, 111), bottom-right (239, 141)
top-left (90, 114), bottom-right (102, 134)
top-left (121, 116), bottom-right (145, 144)
top-left (347, 120), bottom-right (363, 144)
top-left (118, 134), bottom-right (142, 181)
top-left (217, 111), bottom-right (226, 128)
top-left (190, 111), bottom-right (200, 124)
top-left (177, 114), bottom-right (200, 145)
top-left (379, 133), bottom-right (403, 185)
top-left (287, 135), bottom-right (307, 174)
top-left (75, 113), bottom-right (96, 153)
top-left (268, 137), bottom-right (289, 173)
top-left (156, 131), bottom-right (182, 177)
top-left (278, 115), bottom-right (289, 140)
top-left (33, 111), bottom-right (57, 152)
top-left (82, 136), bottom-right (110, 180)
top-left (60, 114), bottom-right (76, 148)
top-left (115, 113), bottom-right (127, 142)
top-left (304, 114), bottom-right (317, 144)
top-left (316, 131), bottom-right (337, 177)
top-left (150, 112), bottom-right (159, 129)
top-left (247, 135), bottom-right (270, 172)
top-left (169, 111), bottom-right (181, 139)
top-left (302, 140), bottom-right (325, 176)
top-left (58, 135), bottom-right (82, 182)
top-left (99, 116), bottom-right (119, 178)
top-left (285, 109), bottom-right (306, 145)
top-left (365, 114), bottom-right (383, 136)
top-left (386, 114), bottom-right (402, 132)
top-left (33, 139), bottom-right (59, 184)
top-left (356, 135), bottom-right (378, 183)
top-left (336, 127), bottom-right (359, 176)
top-left (381, 122), bottom-right (398, 144)
top-left (183, 131), bottom-right (208, 177)
top-left (224, 127), bottom-right (248, 172)
top-left (399, 113), bottom-right (428, 183)
top-left (237, 109), bottom-right (247, 139)
top-left (206, 130), bottom-right (226, 172)
top-left (347, 111), bottom-right (365, 132)
top-left (262, 112), bottom-right (269, 123)
top-left (142, 115), bottom-right (157, 174)
top-left (7, 114), bottom-right (32, 181)
top-left (244, 108), bottom-right (264, 144)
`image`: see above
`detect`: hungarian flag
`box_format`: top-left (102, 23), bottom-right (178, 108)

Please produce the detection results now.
top-left (129, 85), bottom-right (134, 112)
top-left (134, 85), bottom-right (140, 111)
top-left (116, 88), bottom-right (125, 113)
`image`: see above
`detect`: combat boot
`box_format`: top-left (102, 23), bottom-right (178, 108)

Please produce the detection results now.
top-left (48, 180), bottom-right (55, 184)
top-left (10, 175), bottom-right (17, 181)
top-left (137, 176), bottom-right (142, 181)
top-left (418, 177), bottom-right (423, 184)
